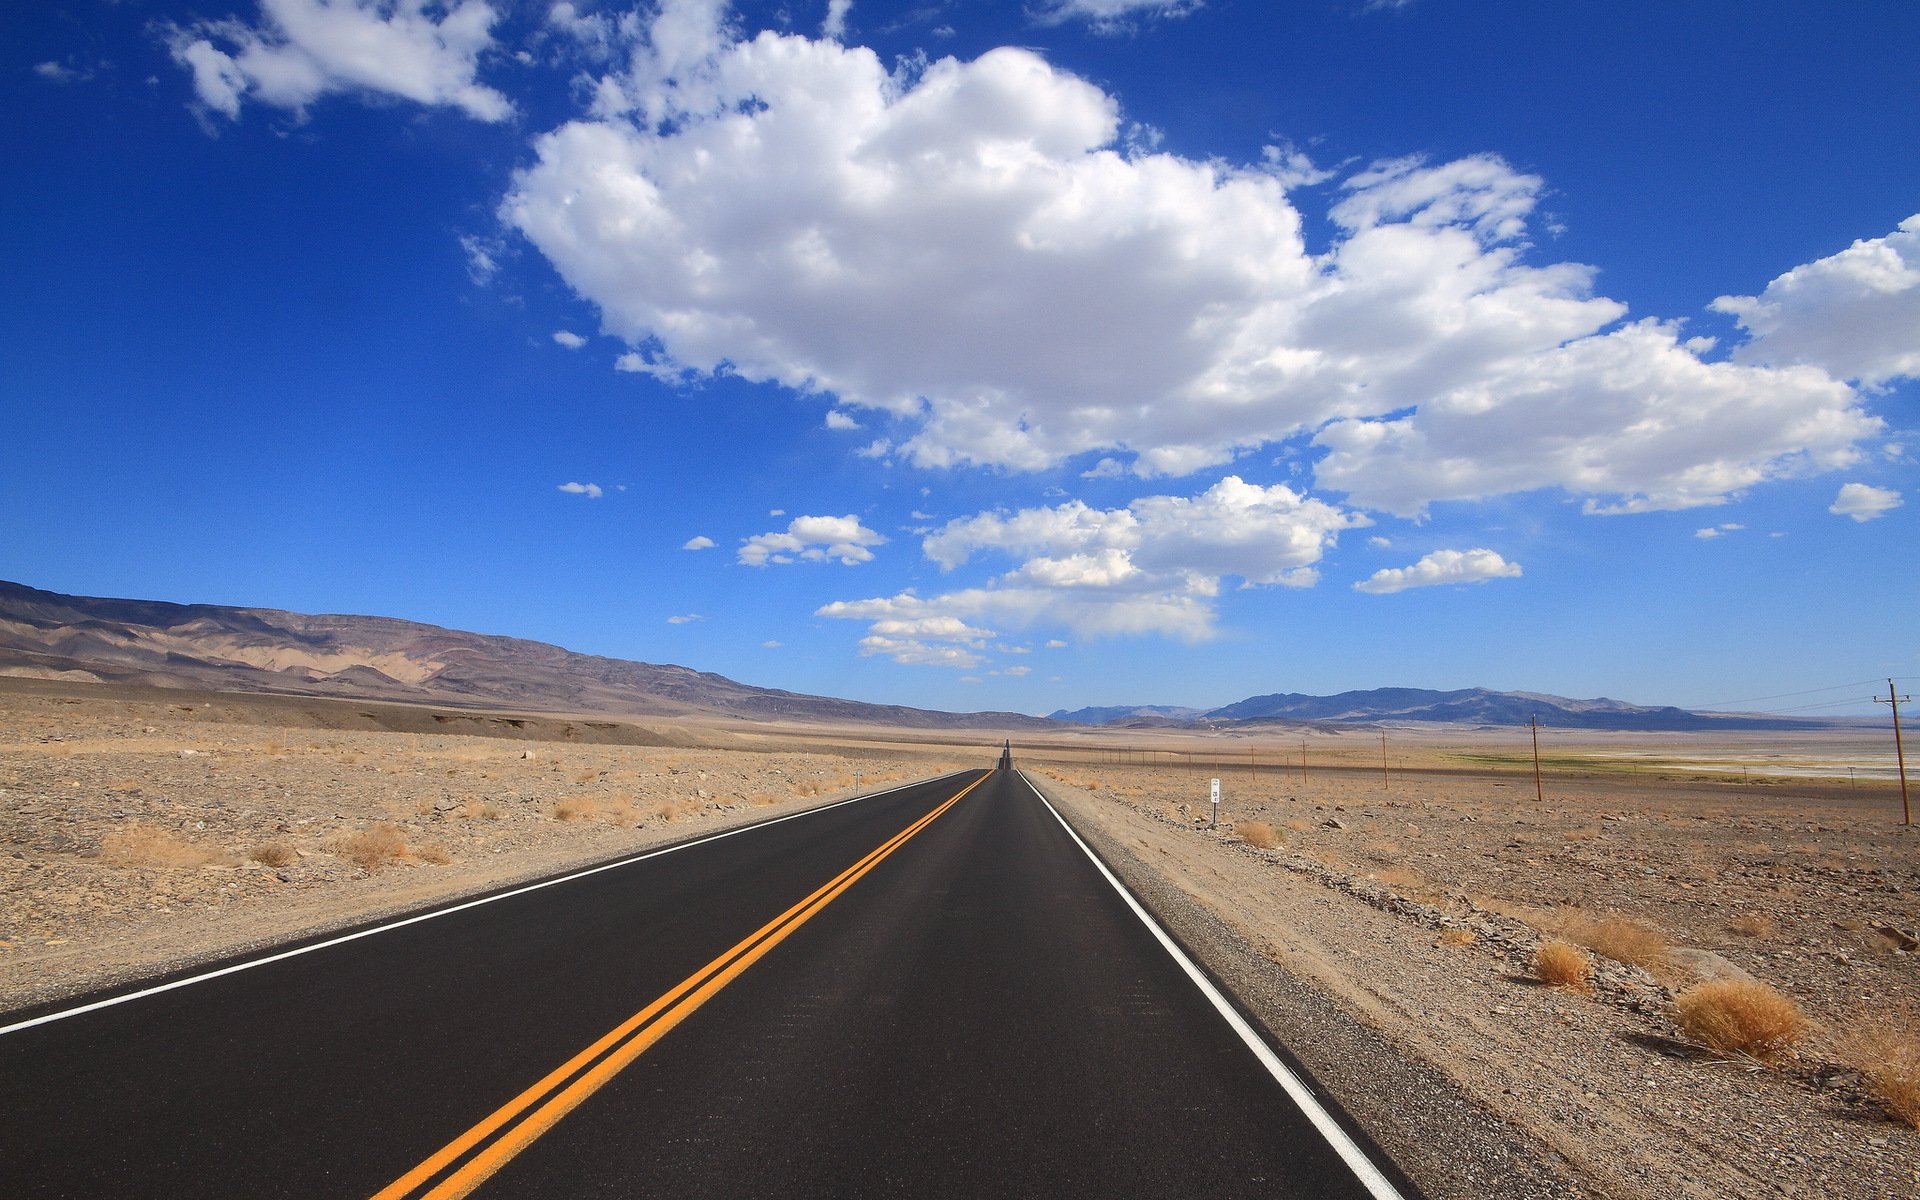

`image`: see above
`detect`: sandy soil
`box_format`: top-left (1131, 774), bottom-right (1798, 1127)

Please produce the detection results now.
top-left (6, 681), bottom-right (1917, 1199)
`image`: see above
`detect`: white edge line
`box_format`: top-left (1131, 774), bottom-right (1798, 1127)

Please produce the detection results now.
top-left (1019, 770), bottom-right (1409, 1200)
top-left (0, 771), bottom-right (975, 1038)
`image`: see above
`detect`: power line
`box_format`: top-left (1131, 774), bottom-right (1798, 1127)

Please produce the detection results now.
top-left (1685, 678), bottom-right (1888, 710)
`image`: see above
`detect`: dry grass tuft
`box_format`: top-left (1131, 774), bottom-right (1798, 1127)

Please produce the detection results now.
top-left (1439, 928), bottom-right (1477, 948)
top-left (1569, 914), bottom-right (1670, 973)
top-left (1237, 821), bottom-right (1283, 849)
top-left (248, 842), bottom-right (297, 868)
top-left (1839, 1018), bottom-right (1920, 1129)
top-left (1672, 978), bottom-right (1808, 1064)
top-left (1727, 913), bottom-right (1777, 939)
top-left (333, 823), bottom-right (409, 873)
top-left (414, 844), bottom-right (452, 866)
top-left (551, 797), bottom-right (598, 822)
top-left (1535, 939), bottom-right (1594, 993)
top-left (1371, 864), bottom-right (1426, 892)
top-left (459, 797), bottom-right (502, 821)
top-left (101, 825), bottom-right (230, 869)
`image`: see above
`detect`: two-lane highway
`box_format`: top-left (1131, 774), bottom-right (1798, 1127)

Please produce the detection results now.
top-left (0, 763), bottom-right (1414, 1198)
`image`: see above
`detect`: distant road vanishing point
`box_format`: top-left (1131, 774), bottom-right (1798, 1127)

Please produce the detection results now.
top-left (1, 759), bottom-right (1415, 1199)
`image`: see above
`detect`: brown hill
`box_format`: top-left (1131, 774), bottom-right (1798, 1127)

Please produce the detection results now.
top-left (0, 580), bottom-right (1050, 731)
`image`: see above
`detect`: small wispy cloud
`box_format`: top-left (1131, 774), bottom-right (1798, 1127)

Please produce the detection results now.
top-left (682, 535), bottom-right (715, 550)
top-left (552, 330), bottom-right (587, 349)
top-left (557, 481), bottom-right (603, 498)
top-left (666, 614), bottom-right (703, 624)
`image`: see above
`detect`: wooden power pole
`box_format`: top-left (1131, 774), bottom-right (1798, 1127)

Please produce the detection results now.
top-left (1530, 713), bottom-right (1544, 803)
top-left (1877, 679), bottom-right (1913, 826)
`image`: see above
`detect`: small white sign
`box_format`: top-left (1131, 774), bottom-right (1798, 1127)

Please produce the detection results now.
top-left (1210, 777), bottom-right (1221, 804)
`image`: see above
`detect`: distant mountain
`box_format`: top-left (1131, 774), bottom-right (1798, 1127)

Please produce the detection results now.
top-left (0, 581), bottom-right (1051, 731)
top-left (1065, 686), bottom-right (1842, 732)
top-left (1048, 704), bottom-right (1207, 725)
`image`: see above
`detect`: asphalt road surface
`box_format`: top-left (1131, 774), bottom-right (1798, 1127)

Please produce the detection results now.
top-left (0, 765), bottom-right (1415, 1198)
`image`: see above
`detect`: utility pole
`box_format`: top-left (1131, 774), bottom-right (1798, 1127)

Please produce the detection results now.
top-left (1301, 735), bottom-right (1308, 785)
top-left (1530, 713), bottom-right (1544, 803)
top-left (1250, 746), bottom-right (1257, 782)
top-left (1380, 730), bottom-right (1389, 789)
top-left (1876, 679), bottom-right (1912, 826)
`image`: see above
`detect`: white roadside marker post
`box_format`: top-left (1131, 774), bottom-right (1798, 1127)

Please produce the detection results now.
top-left (1210, 776), bottom-right (1220, 830)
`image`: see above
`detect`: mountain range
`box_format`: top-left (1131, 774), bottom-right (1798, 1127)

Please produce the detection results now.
top-left (1, 580), bottom-right (1849, 733)
top-left (1052, 687), bottom-right (1841, 733)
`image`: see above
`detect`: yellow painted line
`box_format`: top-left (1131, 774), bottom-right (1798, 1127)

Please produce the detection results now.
top-left (374, 772), bottom-right (988, 1200)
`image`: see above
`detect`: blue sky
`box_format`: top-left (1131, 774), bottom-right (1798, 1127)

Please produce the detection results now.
top-left (4, 0), bottom-right (1915, 718)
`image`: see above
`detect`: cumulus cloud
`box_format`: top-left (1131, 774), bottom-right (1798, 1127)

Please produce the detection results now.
top-left (681, 535), bottom-right (715, 550)
top-left (1714, 215), bottom-right (1920, 390)
top-left (818, 476), bottom-right (1364, 664)
top-left (739, 514), bottom-right (886, 566)
top-left (824, 409), bottom-right (861, 430)
top-left (552, 329), bottom-right (587, 348)
top-left (1353, 548), bottom-right (1521, 594)
top-left (166, 0), bottom-right (511, 123)
top-left (822, 0), bottom-right (853, 40)
top-left (502, 7), bottom-right (1880, 518)
top-left (557, 481), bottom-right (603, 497)
top-left (1828, 482), bottom-right (1902, 523)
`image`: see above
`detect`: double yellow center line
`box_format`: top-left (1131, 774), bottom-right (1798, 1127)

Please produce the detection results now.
top-left (373, 772), bottom-right (987, 1200)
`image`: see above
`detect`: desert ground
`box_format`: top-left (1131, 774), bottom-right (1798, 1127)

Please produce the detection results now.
top-left (3, 678), bottom-right (1916, 1198)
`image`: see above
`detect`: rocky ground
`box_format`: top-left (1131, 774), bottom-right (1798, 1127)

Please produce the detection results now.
top-left (0, 685), bottom-right (968, 1014)
top-left (1031, 757), bottom-right (1920, 1200)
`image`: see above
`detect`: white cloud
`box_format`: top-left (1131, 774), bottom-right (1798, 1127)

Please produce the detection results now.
top-left (1313, 320), bottom-right (1874, 516)
top-left (1354, 548), bottom-right (1521, 595)
top-left (681, 535), bottom-right (715, 550)
top-left (822, 0), bottom-right (853, 40)
top-left (557, 481), bottom-right (604, 498)
top-left (1713, 215), bottom-right (1920, 389)
top-left (762, 639), bottom-right (783, 647)
top-left (1695, 521), bottom-right (1744, 539)
top-left (34, 61), bottom-right (96, 84)
top-left (1044, 639), bottom-right (1068, 648)
top-left (818, 476), bottom-right (1363, 662)
top-left (552, 329), bottom-right (587, 348)
top-left (1828, 482), bottom-right (1903, 523)
top-left (739, 514), bottom-right (886, 566)
top-left (824, 409), bottom-right (861, 430)
top-left (503, 12), bottom-right (1881, 518)
top-left (925, 475), bottom-right (1363, 585)
top-left (458, 233), bottom-right (503, 285)
top-left (666, 613), bottom-right (703, 624)
top-left (1030, 0), bottom-right (1202, 30)
top-left (167, 0), bottom-right (512, 124)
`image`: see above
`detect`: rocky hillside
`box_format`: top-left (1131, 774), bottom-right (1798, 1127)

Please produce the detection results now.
top-left (0, 581), bottom-right (1050, 730)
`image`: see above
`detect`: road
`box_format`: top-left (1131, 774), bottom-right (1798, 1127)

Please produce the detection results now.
top-left (0, 764), bottom-right (1414, 1198)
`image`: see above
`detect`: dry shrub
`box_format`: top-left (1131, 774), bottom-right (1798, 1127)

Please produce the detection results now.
top-left (248, 842), bottom-right (297, 868)
top-left (101, 825), bottom-right (230, 869)
top-left (1371, 865), bottom-right (1426, 892)
top-left (1570, 914), bottom-right (1670, 973)
top-left (1672, 979), bottom-right (1808, 1064)
top-left (552, 797), bottom-right (598, 822)
top-left (1439, 928), bottom-right (1477, 948)
top-left (334, 823), bottom-right (408, 872)
top-left (1535, 939), bottom-right (1594, 993)
top-left (573, 769), bottom-right (600, 784)
top-left (414, 845), bottom-right (452, 866)
top-left (601, 798), bottom-right (640, 826)
top-left (1728, 913), bottom-right (1777, 938)
top-left (1237, 821), bottom-right (1282, 849)
top-left (1284, 818), bottom-right (1312, 833)
top-left (1839, 1018), bottom-right (1920, 1129)
top-left (460, 797), bottom-right (502, 821)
